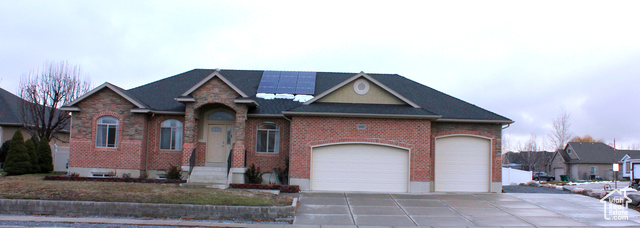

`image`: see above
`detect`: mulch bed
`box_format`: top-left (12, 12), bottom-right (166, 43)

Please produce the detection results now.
top-left (44, 175), bottom-right (185, 184)
top-left (229, 183), bottom-right (300, 193)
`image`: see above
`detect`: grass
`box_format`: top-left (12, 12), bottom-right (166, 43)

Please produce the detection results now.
top-left (0, 174), bottom-right (293, 206)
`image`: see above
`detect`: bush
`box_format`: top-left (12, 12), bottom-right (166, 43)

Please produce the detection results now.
top-left (37, 137), bottom-right (53, 173)
top-left (4, 130), bottom-right (31, 175)
top-left (0, 140), bottom-right (10, 165)
top-left (166, 164), bottom-right (182, 180)
top-left (273, 158), bottom-right (289, 185)
top-left (25, 139), bottom-right (40, 173)
top-left (245, 164), bottom-right (263, 184)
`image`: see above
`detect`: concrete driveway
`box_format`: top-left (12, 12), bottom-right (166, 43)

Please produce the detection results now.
top-left (294, 192), bottom-right (640, 227)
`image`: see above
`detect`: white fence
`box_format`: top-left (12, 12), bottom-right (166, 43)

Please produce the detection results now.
top-left (502, 167), bottom-right (532, 185)
top-left (53, 145), bottom-right (69, 172)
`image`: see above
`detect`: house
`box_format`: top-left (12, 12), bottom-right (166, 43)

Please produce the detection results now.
top-left (502, 151), bottom-right (554, 172)
top-left (0, 87), bottom-right (70, 171)
top-left (550, 142), bottom-right (640, 181)
top-left (60, 69), bottom-right (512, 193)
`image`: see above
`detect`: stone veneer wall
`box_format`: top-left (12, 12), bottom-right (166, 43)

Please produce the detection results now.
top-left (68, 89), bottom-right (146, 173)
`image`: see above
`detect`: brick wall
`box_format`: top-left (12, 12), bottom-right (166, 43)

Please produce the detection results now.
top-left (245, 117), bottom-right (290, 172)
top-left (430, 122), bottom-right (503, 182)
top-left (146, 115), bottom-right (185, 170)
top-left (68, 89), bottom-right (145, 170)
top-left (289, 116), bottom-right (432, 181)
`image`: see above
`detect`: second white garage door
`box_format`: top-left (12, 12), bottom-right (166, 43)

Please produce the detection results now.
top-left (311, 144), bottom-right (409, 192)
top-left (435, 136), bottom-right (491, 192)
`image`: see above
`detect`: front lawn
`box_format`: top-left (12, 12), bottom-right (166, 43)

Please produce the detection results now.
top-left (0, 174), bottom-right (292, 206)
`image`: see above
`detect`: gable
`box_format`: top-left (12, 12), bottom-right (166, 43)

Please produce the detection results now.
top-left (181, 70), bottom-right (247, 98)
top-left (316, 78), bottom-right (406, 105)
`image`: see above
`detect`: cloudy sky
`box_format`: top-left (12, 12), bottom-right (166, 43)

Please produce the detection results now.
top-left (1, 1), bottom-right (638, 150)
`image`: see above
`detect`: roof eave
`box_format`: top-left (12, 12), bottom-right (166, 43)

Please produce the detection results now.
top-left (436, 118), bottom-right (514, 124)
top-left (180, 70), bottom-right (248, 98)
top-left (282, 111), bottom-right (441, 119)
top-left (62, 82), bottom-right (146, 109)
top-left (234, 99), bottom-right (258, 107)
top-left (60, 106), bottom-right (81, 112)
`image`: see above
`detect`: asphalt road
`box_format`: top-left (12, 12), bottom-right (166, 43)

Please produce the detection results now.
top-left (502, 185), bottom-right (572, 194)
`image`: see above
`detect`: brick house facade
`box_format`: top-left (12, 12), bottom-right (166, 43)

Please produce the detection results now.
top-left (62, 69), bottom-right (511, 192)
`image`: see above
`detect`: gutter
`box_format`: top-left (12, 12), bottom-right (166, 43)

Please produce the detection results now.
top-left (281, 111), bottom-right (441, 119)
top-left (436, 118), bottom-right (515, 124)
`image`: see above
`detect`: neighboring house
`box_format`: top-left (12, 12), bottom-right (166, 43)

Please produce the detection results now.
top-left (550, 142), bottom-right (640, 181)
top-left (60, 69), bottom-right (512, 193)
top-left (502, 151), bottom-right (554, 172)
top-left (0, 87), bottom-right (70, 171)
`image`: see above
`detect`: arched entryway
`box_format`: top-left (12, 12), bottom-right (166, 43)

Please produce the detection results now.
top-left (197, 104), bottom-right (236, 166)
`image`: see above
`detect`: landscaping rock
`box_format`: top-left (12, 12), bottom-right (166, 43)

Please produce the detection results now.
top-left (628, 194), bottom-right (640, 206)
top-left (525, 181), bottom-right (540, 187)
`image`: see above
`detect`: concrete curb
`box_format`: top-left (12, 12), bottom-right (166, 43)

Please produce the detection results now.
top-left (0, 199), bottom-right (295, 221)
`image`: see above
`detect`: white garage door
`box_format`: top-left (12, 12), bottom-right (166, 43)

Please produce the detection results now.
top-left (435, 136), bottom-right (491, 192)
top-left (311, 144), bottom-right (409, 192)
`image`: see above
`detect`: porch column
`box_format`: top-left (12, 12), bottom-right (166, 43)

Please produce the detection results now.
top-left (181, 103), bottom-right (197, 167)
top-left (232, 107), bottom-right (248, 168)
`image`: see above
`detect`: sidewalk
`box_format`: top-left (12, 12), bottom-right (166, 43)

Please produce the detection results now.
top-left (0, 215), bottom-right (293, 228)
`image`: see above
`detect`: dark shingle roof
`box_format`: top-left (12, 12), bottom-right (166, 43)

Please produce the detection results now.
top-left (0, 87), bottom-right (24, 125)
top-left (121, 69), bottom-right (511, 121)
top-left (562, 142), bottom-right (640, 164)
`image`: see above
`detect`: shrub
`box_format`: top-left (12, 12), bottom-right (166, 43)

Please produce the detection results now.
top-left (25, 139), bottom-right (40, 173)
top-left (166, 164), bottom-right (182, 180)
top-left (0, 140), bottom-right (10, 165)
top-left (4, 130), bottom-right (31, 175)
top-left (37, 137), bottom-right (53, 173)
top-left (273, 158), bottom-right (289, 185)
top-left (245, 164), bottom-right (263, 184)
top-left (138, 171), bottom-right (149, 179)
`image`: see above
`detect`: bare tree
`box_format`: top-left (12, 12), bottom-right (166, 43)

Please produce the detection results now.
top-left (519, 134), bottom-right (541, 171)
top-left (19, 61), bottom-right (91, 142)
top-left (547, 107), bottom-right (572, 151)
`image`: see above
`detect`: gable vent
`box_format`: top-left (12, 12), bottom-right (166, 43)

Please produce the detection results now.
top-left (353, 79), bottom-right (370, 95)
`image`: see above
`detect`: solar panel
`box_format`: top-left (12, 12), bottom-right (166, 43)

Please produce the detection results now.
top-left (276, 71), bottom-right (298, 94)
top-left (257, 71), bottom-right (280, 93)
top-left (257, 71), bottom-right (316, 96)
top-left (295, 72), bottom-right (316, 95)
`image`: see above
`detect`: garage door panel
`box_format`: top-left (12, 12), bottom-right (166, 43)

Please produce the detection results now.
top-left (312, 144), bottom-right (409, 192)
top-left (435, 136), bottom-right (490, 192)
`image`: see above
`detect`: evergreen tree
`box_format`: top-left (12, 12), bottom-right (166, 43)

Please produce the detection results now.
top-left (25, 139), bottom-right (39, 173)
top-left (37, 137), bottom-right (53, 173)
top-left (4, 130), bottom-right (31, 175)
top-left (0, 140), bottom-right (10, 166)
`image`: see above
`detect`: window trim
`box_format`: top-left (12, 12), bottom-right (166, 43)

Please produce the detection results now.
top-left (256, 122), bottom-right (280, 153)
top-left (96, 116), bottom-right (119, 148)
top-left (159, 119), bottom-right (183, 151)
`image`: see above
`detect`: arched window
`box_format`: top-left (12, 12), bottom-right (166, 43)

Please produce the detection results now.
top-left (256, 122), bottom-right (279, 153)
top-left (96, 116), bottom-right (118, 148)
top-left (160, 119), bottom-right (183, 150)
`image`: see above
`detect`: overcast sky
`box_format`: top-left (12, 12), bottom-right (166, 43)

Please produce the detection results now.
top-left (1, 1), bottom-right (638, 150)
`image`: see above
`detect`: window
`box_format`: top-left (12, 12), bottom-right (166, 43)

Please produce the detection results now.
top-left (590, 166), bottom-right (597, 175)
top-left (256, 122), bottom-right (279, 153)
top-left (208, 112), bottom-right (234, 120)
top-left (96, 116), bottom-right (118, 148)
top-left (160, 120), bottom-right (183, 150)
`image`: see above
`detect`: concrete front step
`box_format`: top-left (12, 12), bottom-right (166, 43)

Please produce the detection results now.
top-left (188, 166), bottom-right (229, 187)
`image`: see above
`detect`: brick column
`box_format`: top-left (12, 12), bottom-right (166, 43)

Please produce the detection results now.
top-left (181, 103), bottom-right (197, 166)
top-left (232, 107), bottom-right (247, 168)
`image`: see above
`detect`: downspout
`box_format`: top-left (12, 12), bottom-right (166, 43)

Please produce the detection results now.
top-left (282, 114), bottom-right (292, 185)
top-left (502, 123), bottom-right (511, 130)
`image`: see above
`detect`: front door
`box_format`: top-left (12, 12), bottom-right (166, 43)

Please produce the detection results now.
top-left (206, 124), bottom-right (229, 163)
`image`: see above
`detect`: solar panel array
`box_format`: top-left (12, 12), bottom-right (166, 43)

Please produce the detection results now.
top-left (257, 71), bottom-right (316, 95)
